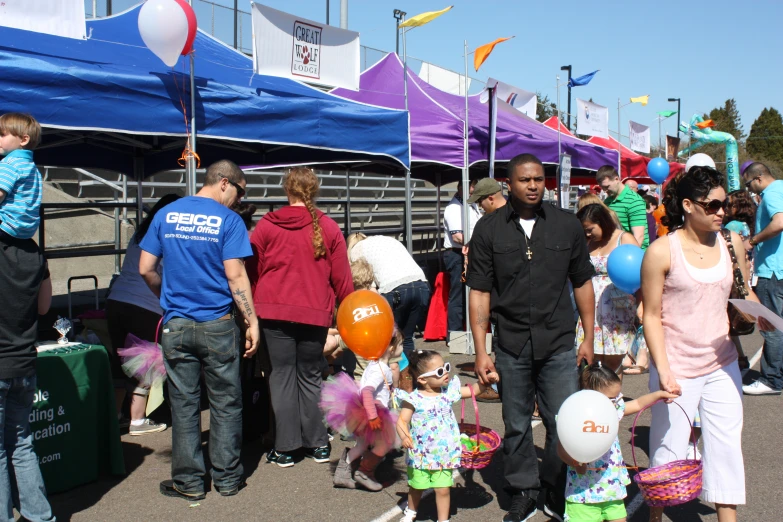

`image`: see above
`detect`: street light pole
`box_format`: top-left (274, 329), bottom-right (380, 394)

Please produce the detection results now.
top-left (393, 9), bottom-right (405, 55)
top-left (560, 65), bottom-right (572, 130)
top-left (326, 0), bottom-right (330, 24)
top-left (668, 97), bottom-right (681, 138)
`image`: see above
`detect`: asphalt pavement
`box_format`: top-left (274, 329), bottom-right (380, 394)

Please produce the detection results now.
top-left (46, 333), bottom-right (781, 521)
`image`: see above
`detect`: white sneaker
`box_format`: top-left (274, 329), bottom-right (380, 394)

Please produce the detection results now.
top-left (742, 380), bottom-right (782, 396)
top-left (399, 508), bottom-right (417, 522)
top-left (686, 442), bottom-right (701, 461)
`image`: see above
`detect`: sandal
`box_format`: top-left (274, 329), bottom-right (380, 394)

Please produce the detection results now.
top-left (623, 365), bottom-right (648, 375)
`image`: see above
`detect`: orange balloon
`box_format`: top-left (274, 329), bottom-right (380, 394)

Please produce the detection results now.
top-left (336, 290), bottom-right (395, 360)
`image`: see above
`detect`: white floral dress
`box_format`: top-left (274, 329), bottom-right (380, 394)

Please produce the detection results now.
top-left (394, 376), bottom-right (462, 470)
top-left (565, 399), bottom-right (631, 506)
top-left (575, 237), bottom-right (637, 356)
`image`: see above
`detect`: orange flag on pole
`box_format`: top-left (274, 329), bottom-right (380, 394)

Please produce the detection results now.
top-left (696, 119), bottom-right (716, 129)
top-left (473, 36), bottom-right (513, 71)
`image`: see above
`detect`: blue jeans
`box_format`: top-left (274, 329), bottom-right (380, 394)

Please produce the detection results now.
top-left (383, 280), bottom-right (431, 355)
top-left (161, 317), bottom-right (243, 494)
top-left (443, 249), bottom-right (465, 334)
top-left (0, 376), bottom-right (55, 522)
top-left (495, 339), bottom-right (578, 498)
top-left (755, 275), bottom-right (783, 390)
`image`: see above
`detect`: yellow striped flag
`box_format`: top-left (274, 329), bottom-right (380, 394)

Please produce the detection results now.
top-left (630, 95), bottom-right (650, 106)
top-left (398, 6), bottom-right (453, 28)
top-left (474, 36), bottom-right (514, 71)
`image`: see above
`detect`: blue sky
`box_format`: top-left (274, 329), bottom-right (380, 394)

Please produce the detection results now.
top-left (102, 0), bottom-right (780, 146)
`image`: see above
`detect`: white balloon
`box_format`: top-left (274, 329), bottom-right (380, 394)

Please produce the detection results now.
top-left (138, 0), bottom-right (189, 67)
top-left (556, 390), bottom-right (620, 464)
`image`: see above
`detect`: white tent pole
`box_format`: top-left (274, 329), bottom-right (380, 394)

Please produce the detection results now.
top-left (402, 20), bottom-right (413, 253)
top-left (462, 40), bottom-right (473, 356)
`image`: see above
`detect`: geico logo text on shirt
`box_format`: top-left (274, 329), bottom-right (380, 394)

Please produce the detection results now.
top-left (582, 420), bottom-right (610, 433)
top-left (166, 212), bottom-right (222, 235)
top-left (352, 305), bottom-right (382, 323)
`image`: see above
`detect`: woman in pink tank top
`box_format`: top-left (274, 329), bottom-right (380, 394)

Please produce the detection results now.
top-left (641, 166), bottom-right (769, 522)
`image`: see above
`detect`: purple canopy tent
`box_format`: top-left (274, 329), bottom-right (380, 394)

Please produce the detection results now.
top-left (332, 53), bottom-right (465, 181)
top-left (332, 53), bottom-right (619, 184)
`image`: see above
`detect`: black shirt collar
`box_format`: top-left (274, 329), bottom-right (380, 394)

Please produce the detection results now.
top-left (504, 198), bottom-right (549, 222)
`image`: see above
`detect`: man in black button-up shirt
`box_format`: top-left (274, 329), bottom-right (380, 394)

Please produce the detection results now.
top-left (466, 153), bottom-right (595, 521)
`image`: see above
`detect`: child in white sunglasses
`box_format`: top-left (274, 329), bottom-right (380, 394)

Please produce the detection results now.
top-left (395, 350), bottom-right (498, 522)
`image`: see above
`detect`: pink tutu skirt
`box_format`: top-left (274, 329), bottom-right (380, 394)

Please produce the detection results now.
top-left (320, 372), bottom-right (398, 448)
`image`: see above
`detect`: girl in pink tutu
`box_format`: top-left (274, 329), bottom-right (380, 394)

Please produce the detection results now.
top-left (321, 330), bottom-right (404, 491)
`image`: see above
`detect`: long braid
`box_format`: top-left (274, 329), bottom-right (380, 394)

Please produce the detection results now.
top-left (283, 167), bottom-right (325, 259)
top-left (304, 197), bottom-right (326, 259)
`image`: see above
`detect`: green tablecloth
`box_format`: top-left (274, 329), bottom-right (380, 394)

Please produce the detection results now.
top-left (32, 344), bottom-right (125, 493)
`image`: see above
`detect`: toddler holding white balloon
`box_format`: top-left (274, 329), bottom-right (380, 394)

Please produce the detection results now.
top-left (557, 362), bottom-right (677, 522)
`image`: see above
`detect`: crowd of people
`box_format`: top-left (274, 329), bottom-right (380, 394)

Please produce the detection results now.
top-left (1, 107), bottom-right (781, 522)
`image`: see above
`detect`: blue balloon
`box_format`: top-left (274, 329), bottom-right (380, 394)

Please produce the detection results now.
top-left (647, 157), bottom-right (670, 185)
top-left (607, 244), bottom-right (644, 294)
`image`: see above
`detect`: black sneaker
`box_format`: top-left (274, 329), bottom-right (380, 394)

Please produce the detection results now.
top-left (503, 492), bottom-right (537, 522)
top-left (266, 449), bottom-right (294, 468)
top-left (159, 480), bottom-right (206, 501)
top-left (304, 445), bottom-right (331, 463)
top-left (215, 480), bottom-right (247, 497)
top-left (542, 486), bottom-right (565, 522)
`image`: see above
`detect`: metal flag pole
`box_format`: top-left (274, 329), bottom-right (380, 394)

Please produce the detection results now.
top-left (402, 17), bottom-right (413, 253)
top-left (462, 40), bottom-right (473, 355)
top-left (488, 85), bottom-right (497, 179)
top-left (188, 0), bottom-right (197, 196)
top-left (617, 98), bottom-right (622, 176)
top-left (556, 75), bottom-right (562, 207)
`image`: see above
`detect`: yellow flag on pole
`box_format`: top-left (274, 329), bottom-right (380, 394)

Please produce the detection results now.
top-left (398, 6), bottom-right (453, 28)
top-left (473, 36), bottom-right (514, 71)
top-left (630, 95), bottom-right (650, 106)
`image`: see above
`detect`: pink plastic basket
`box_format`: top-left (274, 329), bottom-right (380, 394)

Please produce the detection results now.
top-left (631, 399), bottom-right (703, 507)
top-left (458, 386), bottom-right (501, 470)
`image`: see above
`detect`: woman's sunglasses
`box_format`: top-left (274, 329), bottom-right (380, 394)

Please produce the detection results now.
top-left (419, 362), bottom-right (451, 379)
top-left (690, 198), bottom-right (728, 215)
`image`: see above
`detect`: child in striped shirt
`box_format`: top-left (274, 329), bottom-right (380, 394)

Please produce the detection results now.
top-left (0, 113), bottom-right (42, 240)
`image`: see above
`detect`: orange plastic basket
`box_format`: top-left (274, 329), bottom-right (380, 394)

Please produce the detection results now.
top-left (458, 386), bottom-right (501, 470)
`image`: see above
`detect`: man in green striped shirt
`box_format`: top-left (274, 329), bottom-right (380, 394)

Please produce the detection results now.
top-left (596, 166), bottom-right (649, 249)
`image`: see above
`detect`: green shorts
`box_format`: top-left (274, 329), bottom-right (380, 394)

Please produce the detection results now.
top-left (407, 467), bottom-right (453, 489)
top-left (564, 499), bottom-right (627, 522)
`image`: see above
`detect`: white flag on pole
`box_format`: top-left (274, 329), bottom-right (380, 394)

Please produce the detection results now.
top-left (576, 98), bottom-right (609, 138)
top-left (481, 78), bottom-right (537, 119)
top-left (419, 63), bottom-right (470, 96)
top-left (251, 3), bottom-right (360, 90)
top-left (629, 121), bottom-right (651, 153)
top-left (0, 0), bottom-right (85, 39)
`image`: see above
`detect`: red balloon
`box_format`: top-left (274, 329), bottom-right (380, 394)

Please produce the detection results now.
top-left (173, 0), bottom-right (197, 56)
top-left (336, 290), bottom-right (395, 361)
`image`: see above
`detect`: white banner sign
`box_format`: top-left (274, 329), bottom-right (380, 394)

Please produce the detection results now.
top-left (480, 78), bottom-right (537, 119)
top-left (0, 0), bottom-right (85, 39)
top-left (419, 62), bottom-right (470, 96)
top-left (629, 121), bottom-right (651, 153)
top-left (251, 3), bottom-right (360, 90)
top-left (576, 98), bottom-right (609, 138)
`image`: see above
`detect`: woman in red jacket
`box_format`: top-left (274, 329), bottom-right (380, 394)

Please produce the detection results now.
top-left (248, 167), bottom-right (353, 468)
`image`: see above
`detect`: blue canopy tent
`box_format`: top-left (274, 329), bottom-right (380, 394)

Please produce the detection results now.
top-left (0, 5), bottom-right (410, 180)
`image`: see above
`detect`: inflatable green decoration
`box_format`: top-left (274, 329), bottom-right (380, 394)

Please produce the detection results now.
top-left (679, 114), bottom-right (739, 191)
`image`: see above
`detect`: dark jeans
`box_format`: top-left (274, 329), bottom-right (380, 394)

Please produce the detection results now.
top-left (0, 376), bottom-right (55, 522)
top-left (262, 320), bottom-right (329, 452)
top-left (161, 316), bottom-right (243, 494)
top-left (382, 280), bottom-right (431, 355)
top-left (755, 275), bottom-right (783, 390)
top-left (443, 249), bottom-right (465, 334)
top-left (495, 339), bottom-right (578, 498)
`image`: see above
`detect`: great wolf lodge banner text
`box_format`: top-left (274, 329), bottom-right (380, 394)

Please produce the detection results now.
top-left (629, 121), bottom-right (651, 154)
top-left (251, 3), bottom-right (360, 90)
top-left (576, 98), bottom-right (609, 138)
top-left (0, 0), bottom-right (85, 39)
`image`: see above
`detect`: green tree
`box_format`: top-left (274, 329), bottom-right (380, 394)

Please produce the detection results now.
top-left (747, 107), bottom-right (783, 167)
top-left (536, 91), bottom-right (558, 123)
top-left (698, 98), bottom-right (746, 161)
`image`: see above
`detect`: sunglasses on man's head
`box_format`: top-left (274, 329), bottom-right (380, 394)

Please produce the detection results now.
top-left (419, 362), bottom-right (451, 379)
top-left (226, 179), bottom-right (246, 198)
top-left (690, 198), bottom-right (728, 215)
